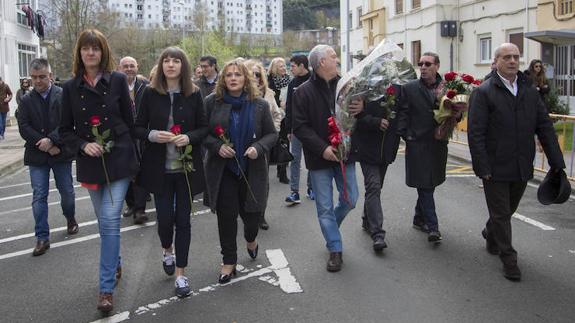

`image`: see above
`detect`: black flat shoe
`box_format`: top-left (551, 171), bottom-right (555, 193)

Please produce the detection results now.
top-left (247, 244), bottom-right (259, 259)
top-left (218, 266), bottom-right (237, 284)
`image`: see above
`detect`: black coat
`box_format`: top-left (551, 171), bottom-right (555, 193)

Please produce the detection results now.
top-left (203, 94), bottom-right (278, 213)
top-left (132, 77), bottom-right (149, 118)
top-left (60, 72), bottom-right (139, 184)
top-left (293, 72), bottom-right (358, 170)
top-left (194, 75), bottom-right (217, 100)
top-left (284, 72), bottom-right (311, 133)
top-left (396, 76), bottom-right (447, 188)
top-left (354, 84), bottom-right (401, 165)
top-left (134, 87), bottom-right (208, 195)
top-left (468, 70), bottom-right (565, 182)
top-left (18, 85), bottom-right (74, 166)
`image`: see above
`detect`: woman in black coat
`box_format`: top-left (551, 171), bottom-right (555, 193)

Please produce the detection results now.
top-left (59, 29), bottom-right (138, 313)
top-left (134, 47), bottom-right (207, 298)
top-left (204, 59), bottom-right (278, 284)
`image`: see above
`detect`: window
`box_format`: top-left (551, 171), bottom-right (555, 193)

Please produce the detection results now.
top-left (479, 36), bottom-right (492, 63)
top-left (411, 40), bottom-right (421, 64)
top-left (395, 0), bottom-right (403, 14)
top-left (17, 12), bottom-right (28, 26)
top-left (357, 7), bottom-right (363, 28)
top-left (559, 0), bottom-right (574, 15)
top-left (412, 0), bottom-right (421, 9)
top-left (508, 31), bottom-right (524, 56)
top-left (18, 43), bottom-right (37, 78)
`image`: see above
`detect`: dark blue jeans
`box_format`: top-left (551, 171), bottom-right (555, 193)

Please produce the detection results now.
top-left (29, 162), bottom-right (75, 241)
top-left (0, 111), bottom-right (7, 136)
top-left (414, 188), bottom-right (439, 232)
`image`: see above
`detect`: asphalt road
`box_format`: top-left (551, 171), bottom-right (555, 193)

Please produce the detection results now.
top-left (0, 151), bottom-right (574, 323)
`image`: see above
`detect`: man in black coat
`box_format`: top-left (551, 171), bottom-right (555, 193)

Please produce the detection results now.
top-left (396, 52), bottom-right (447, 243)
top-left (468, 43), bottom-right (566, 281)
top-left (119, 56), bottom-right (150, 224)
top-left (354, 84), bottom-right (402, 251)
top-left (293, 45), bottom-right (363, 272)
top-left (195, 55), bottom-right (218, 100)
top-left (17, 58), bottom-right (78, 256)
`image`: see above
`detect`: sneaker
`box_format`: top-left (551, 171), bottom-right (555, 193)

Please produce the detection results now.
top-left (163, 252), bottom-right (176, 276)
top-left (306, 188), bottom-right (315, 200)
top-left (175, 276), bottom-right (192, 298)
top-left (428, 231), bottom-right (442, 243)
top-left (285, 191), bottom-right (301, 205)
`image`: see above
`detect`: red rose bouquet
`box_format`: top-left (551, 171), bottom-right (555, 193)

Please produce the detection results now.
top-left (327, 116), bottom-right (350, 205)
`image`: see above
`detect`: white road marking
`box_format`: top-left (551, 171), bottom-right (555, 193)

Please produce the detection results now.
top-left (0, 184), bottom-right (82, 202)
top-left (88, 249), bottom-right (302, 323)
top-left (91, 311), bottom-right (130, 323)
top-left (0, 196), bottom-right (91, 217)
top-left (512, 213), bottom-right (556, 231)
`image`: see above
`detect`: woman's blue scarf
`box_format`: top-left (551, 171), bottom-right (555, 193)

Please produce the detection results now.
top-left (223, 91), bottom-right (255, 176)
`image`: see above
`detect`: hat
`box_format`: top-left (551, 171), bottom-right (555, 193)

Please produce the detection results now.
top-left (537, 169), bottom-right (572, 205)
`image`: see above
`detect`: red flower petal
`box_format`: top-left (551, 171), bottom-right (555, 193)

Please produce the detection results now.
top-left (89, 115), bottom-right (101, 126)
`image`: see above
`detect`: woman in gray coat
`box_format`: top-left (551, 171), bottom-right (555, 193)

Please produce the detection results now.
top-left (203, 59), bottom-right (278, 284)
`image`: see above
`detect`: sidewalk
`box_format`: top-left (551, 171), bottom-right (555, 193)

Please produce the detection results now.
top-left (0, 121), bottom-right (25, 177)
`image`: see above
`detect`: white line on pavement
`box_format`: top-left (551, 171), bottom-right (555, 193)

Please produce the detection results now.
top-left (0, 184), bottom-right (82, 202)
top-left (0, 219), bottom-right (99, 244)
top-left (90, 311), bottom-right (130, 323)
top-left (513, 213), bottom-right (556, 231)
top-left (0, 196), bottom-right (91, 217)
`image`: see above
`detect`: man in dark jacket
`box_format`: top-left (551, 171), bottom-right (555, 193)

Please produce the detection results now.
top-left (195, 55), bottom-right (218, 100)
top-left (119, 56), bottom-right (150, 224)
top-left (17, 58), bottom-right (78, 256)
top-left (293, 45), bottom-right (363, 272)
top-left (396, 52), bottom-right (446, 243)
top-left (284, 54), bottom-right (313, 205)
top-left (0, 76), bottom-right (12, 141)
top-left (468, 43), bottom-right (566, 281)
top-left (355, 84), bottom-right (402, 251)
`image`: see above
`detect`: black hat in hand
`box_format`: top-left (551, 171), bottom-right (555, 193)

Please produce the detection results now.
top-left (537, 169), bottom-right (572, 205)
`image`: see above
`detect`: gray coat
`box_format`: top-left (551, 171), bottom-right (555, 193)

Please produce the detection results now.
top-left (396, 77), bottom-right (447, 188)
top-left (203, 93), bottom-right (278, 213)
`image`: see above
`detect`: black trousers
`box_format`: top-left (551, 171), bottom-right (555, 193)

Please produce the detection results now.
top-left (154, 173), bottom-right (192, 268)
top-left (124, 179), bottom-right (148, 212)
top-left (482, 180), bottom-right (527, 266)
top-left (217, 169), bottom-right (260, 265)
top-left (360, 162), bottom-right (388, 239)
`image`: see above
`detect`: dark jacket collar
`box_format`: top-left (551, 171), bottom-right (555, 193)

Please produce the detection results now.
top-left (310, 71), bottom-right (340, 89)
top-left (73, 71), bottom-right (112, 88)
top-left (489, 69), bottom-right (530, 88)
top-left (419, 73), bottom-right (442, 89)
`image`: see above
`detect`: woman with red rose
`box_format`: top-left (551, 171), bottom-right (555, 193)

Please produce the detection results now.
top-left (203, 59), bottom-right (278, 284)
top-left (59, 29), bottom-right (138, 313)
top-left (134, 47), bottom-right (207, 298)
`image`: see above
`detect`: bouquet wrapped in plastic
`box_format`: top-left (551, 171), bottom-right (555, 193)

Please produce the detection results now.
top-left (335, 39), bottom-right (416, 161)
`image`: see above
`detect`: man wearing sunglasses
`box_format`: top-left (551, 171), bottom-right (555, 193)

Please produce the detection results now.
top-left (396, 51), bottom-right (447, 244)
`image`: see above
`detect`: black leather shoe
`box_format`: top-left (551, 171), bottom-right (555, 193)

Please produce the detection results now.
top-left (428, 231), bottom-right (442, 243)
top-left (481, 229), bottom-right (499, 255)
top-left (247, 244), bottom-right (259, 259)
top-left (361, 216), bottom-right (369, 232)
top-left (326, 252), bottom-right (343, 272)
top-left (279, 176), bottom-right (289, 184)
top-left (259, 218), bottom-right (269, 230)
top-left (67, 218), bottom-right (79, 235)
top-left (218, 265), bottom-right (237, 284)
top-left (413, 219), bottom-right (429, 233)
top-left (373, 237), bottom-right (388, 252)
top-left (133, 211), bottom-right (149, 225)
top-left (32, 240), bottom-right (50, 256)
top-left (122, 207), bottom-right (134, 218)
top-left (503, 264), bottom-right (521, 281)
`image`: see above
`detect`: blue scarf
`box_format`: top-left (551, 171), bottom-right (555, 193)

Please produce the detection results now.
top-left (223, 91), bottom-right (255, 176)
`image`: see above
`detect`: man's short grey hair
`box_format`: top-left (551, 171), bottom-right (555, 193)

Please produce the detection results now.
top-left (422, 52), bottom-right (440, 64)
top-left (493, 43), bottom-right (519, 59)
top-left (29, 58), bottom-right (51, 73)
top-left (308, 45), bottom-right (333, 70)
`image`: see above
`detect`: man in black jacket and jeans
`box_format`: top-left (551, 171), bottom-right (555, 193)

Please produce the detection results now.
top-left (293, 45), bottom-right (363, 272)
top-left (468, 43), bottom-right (566, 281)
top-left (18, 58), bottom-right (78, 256)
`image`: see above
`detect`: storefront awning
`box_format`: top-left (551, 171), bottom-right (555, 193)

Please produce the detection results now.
top-left (525, 29), bottom-right (575, 45)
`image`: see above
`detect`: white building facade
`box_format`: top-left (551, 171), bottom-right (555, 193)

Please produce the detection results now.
top-left (106, 0), bottom-right (283, 35)
top-left (0, 0), bottom-right (41, 115)
top-left (342, 0), bottom-right (540, 78)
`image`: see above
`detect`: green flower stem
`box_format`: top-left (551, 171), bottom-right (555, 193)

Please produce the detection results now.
top-left (233, 155), bottom-right (258, 204)
top-left (100, 155), bottom-right (114, 206)
top-left (183, 167), bottom-right (194, 215)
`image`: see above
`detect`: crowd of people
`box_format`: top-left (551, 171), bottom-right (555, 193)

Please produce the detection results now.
top-left (3, 26), bottom-right (567, 315)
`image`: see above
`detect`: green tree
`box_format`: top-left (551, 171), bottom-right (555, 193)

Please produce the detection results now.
top-left (283, 0), bottom-right (318, 30)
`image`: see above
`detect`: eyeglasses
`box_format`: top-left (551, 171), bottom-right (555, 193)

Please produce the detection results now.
top-left (200, 64), bottom-right (211, 69)
top-left (254, 72), bottom-right (261, 78)
top-left (534, 65), bottom-right (542, 68)
top-left (417, 62), bottom-right (434, 67)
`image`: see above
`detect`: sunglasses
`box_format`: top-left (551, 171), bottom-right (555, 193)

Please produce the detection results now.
top-left (417, 62), bottom-right (434, 67)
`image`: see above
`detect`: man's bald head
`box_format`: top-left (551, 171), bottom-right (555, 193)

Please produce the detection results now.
top-left (119, 56), bottom-right (138, 83)
top-left (494, 43), bottom-right (520, 81)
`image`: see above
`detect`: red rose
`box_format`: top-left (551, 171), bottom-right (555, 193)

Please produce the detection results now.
top-left (472, 79), bottom-right (482, 86)
top-left (462, 74), bottom-right (474, 84)
top-left (327, 116), bottom-right (339, 133)
top-left (444, 72), bottom-right (457, 82)
top-left (214, 124), bottom-right (225, 137)
top-left (170, 124), bottom-right (182, 135)
top-left (89, 115), bottom-right (101, 126)
top-left (386, 85), bottom-right (396, 96)
top-left (446, 89), bottom-right (458, 99)
top-left (329, 133), bottom-right (342, 147)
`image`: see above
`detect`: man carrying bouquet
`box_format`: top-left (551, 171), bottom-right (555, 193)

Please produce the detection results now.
top-left (396, 52), bottom-right (447, 243)
top-left (293, 45), bottom-right (363, 272)
top-left (468, 43), bottom-right (565, 281)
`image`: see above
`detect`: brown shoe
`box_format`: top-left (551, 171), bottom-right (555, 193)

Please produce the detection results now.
top-left (67, 218), bottom-right (79, 235)
top-left (133, 211), bottom-right (149, 225)
top-left (326, 252), bottom-right (343, 272)
top-left (97, 293), bottom-right (113, 313)
top-left (32, 240), bottom-right (50, 256)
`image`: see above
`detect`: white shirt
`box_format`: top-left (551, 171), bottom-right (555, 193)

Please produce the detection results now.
top-left (497, 71), bottom-right (518, 96)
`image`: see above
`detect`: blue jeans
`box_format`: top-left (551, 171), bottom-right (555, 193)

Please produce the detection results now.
top-left (309, 163), bottom-right (359, 252)
top-left (88, 177), bottom-right (130, 293)
top-left (29, 163), bottom-right (76, 241)
top-left (289, 135), bottom-right (312, 193)
top-left (0, 112), bottom-right (7, 136)
top-left (415, 188), bottom-right (439, 232)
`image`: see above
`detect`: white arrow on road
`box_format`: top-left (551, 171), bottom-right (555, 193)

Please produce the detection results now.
top-left (91, 248), bottom-right (302, 323)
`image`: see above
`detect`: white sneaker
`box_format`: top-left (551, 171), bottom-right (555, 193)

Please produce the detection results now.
top-left (175, 275), bottom-right (192, 298)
